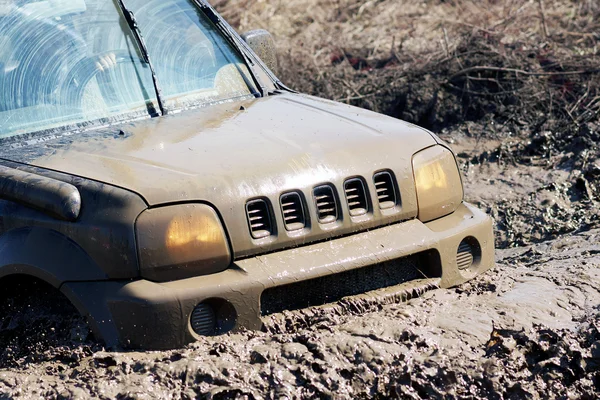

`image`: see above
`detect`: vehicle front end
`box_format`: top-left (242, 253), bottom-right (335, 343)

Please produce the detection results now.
top-left (0, 0), bottom-right (494, 350)
top-left (48, 92), bottom-right (494, 349)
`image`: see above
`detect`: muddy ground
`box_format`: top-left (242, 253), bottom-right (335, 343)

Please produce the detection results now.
top-left (1, 0), bottom-right (600, 398)
top-left (1, 127), bottom-right (599, 399)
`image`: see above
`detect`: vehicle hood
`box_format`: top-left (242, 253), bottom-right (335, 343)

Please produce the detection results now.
top-left (1, 93), bottom-right (438, 256)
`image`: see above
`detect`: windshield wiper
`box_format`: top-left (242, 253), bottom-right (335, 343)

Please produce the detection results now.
top-left (115, 0), bottom-right (167, 116)
top-left (192, 0), bottom-right (266, 98)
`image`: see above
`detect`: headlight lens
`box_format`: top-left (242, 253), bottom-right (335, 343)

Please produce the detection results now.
top-left (136, 204), bottom-right (231, 282)
top-left (412, 145), bottom-right (463, 222)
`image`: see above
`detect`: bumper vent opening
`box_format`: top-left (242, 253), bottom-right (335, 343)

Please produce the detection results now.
top-left (314, 185), bottom-right (338, 224)
top-left (344, 178), bottom-right (369, 216)
top-left (281, 192), bottom-right (306, 231)
top-left (191, 303), bottom-right (216, 336)
top-left (374, 171), bottom-right (398, 209)
top-left (457, 237), bottom-right (481, 270)
top-left (246, 199), bottom-right (273, 239)
top-left (190, 299), bottom-right (237, 336)
top-left (260, 251), bottom-right (441, 316)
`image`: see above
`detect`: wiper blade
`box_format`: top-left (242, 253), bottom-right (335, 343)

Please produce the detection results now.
top-left (116, 0), bottom-right (167, 116)
top-left (192, 0), bottom-right (266, 98)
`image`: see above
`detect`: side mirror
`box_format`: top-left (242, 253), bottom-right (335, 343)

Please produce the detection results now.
top-left (241, 29), bottom-right (278, 75)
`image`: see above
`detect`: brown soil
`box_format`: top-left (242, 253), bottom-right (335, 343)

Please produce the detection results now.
top-left (1, 0), bottom-right (599, 398)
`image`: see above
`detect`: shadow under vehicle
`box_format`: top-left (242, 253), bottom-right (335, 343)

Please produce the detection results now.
top-left (0, 0), bottom-right (494, 349)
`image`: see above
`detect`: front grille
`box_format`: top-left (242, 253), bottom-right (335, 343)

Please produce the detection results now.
top-left (280, 192), bottom-right (306, 231)
top-left (313, 185), bottom-right (338, 224)
top-left (344, 178), bottom-right (369, 216)
top-left (246, 199), bottom-right (273, 239)
top-left (261, 253), bottom-right (433, 316)
top-left (374, 171), bottom-right (398, 209)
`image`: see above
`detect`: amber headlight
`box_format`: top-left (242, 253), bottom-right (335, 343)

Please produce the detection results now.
top-left (136, 204), bottom-right (231, 282)
top-left (412, 145), bottom-right (464, 222)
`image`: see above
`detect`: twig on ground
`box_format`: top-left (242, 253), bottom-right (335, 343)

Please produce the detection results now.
top-left (442, 27), bottom-right (450, 57)
top-left (449, 66), bottom-right (600, 81)
top-left (427, 18), bottom-right (498, 36)
top-left (569, 83), bottom-right (591, 116)
top-left (444, 82), bottom-right (523, 97)
top-left (537, 0), bottom-right (550, 39)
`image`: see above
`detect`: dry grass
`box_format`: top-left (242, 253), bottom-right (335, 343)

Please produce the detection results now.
top-left (215, 0), bottom-right (600, 136)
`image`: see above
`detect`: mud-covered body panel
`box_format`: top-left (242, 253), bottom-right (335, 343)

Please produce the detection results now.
top-left (0, 90), bottom-right (492, 351)
top-left (0, 93), bottom-right (436, 258)
top-left (64, 202), bottom-right (494, 349)
top-left (0, 162), bottom-right (146, 280)
top-left (0, 0), bottom-right (496, 353)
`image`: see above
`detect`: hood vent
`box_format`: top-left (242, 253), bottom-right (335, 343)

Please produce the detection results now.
top-left (280, 192), bottom-right (306, 231)
top-left (374, 171), bottom-right (398, 209)
top-left (246, 199), bottom-right (273, 239)
top-left (344, 178), bottom-right (369, 216)
top-left (314, 185), bottom-right (338, 224)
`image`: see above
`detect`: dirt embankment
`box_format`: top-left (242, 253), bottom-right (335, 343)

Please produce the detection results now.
top-left (0, 0), bottom-right (599, 398)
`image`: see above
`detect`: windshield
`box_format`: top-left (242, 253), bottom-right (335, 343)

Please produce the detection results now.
top-left (0, 0), bottom-right (256, 139)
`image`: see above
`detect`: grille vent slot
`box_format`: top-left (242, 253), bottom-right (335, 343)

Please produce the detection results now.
top-left (374, 171), bottom-right (398, 209)
top-left (280, 192), bottom-right (306, 231)
top-left (314, 185), bottom-right (338, 224)
top-left (344, 178), bottom-right (369, 216)
top-left (246, 199), bottom-right (273, 239)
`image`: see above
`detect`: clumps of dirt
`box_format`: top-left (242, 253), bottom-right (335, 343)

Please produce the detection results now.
top-left (455, 117), bottom-right (600, 248)
top-left (376, 319), bottom-right (600, 399)
top-left (482, 319), bottom-right (600, 397)
top-left (0, 277), bottom-right (98, 369)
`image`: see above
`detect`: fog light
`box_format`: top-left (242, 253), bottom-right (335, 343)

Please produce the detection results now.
top-left (457, 237), bottom-right (481, 270)
top-left (191, 303), bottom-right (216, 336)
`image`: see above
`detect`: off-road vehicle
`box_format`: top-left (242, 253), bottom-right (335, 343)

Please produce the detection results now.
top-left (0, 0), bottom-right (494, 349)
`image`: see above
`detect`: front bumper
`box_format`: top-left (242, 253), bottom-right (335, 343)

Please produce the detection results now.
top-left (62, 202), bottom-right (494, 349)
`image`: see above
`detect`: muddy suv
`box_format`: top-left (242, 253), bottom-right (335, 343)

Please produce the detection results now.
top-left (0, 0), bottom-right (494, 349)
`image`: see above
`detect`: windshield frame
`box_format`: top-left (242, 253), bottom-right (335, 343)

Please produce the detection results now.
top-left (191, 0), bottom-right (289, 92)
top-left (0, 0), bottom-right (281, 144)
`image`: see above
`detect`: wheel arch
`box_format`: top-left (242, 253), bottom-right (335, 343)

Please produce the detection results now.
top-left (0, 227), bottom-right (109, 287)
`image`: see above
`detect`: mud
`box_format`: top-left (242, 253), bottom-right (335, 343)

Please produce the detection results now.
top-left (0, 122), bottom-right (599, 398)
top-left (2, 2), bottom-right (600, 396)
top-left (0, 228), bottom-right (598, 399)
top-left (0, 114), bottom-right (599, 399)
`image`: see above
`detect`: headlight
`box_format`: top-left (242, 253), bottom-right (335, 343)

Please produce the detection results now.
top-left (136, 204), bottom-right (231, 282)
top-left (412, 145), bottom-right (463, 222)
